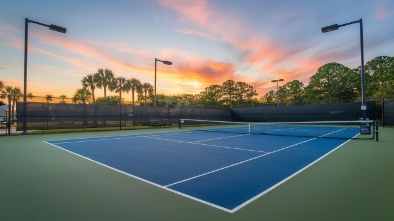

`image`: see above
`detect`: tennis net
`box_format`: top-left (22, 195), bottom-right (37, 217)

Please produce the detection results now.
top-left (179, 119), bottom-right (377, 140)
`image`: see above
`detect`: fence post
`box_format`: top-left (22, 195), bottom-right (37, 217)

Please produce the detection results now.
top-left (381, 97), bottom-right (385, 127)
top-left (119, 103), bottom-right (122, 130)
top-left (375, 120), bottom-right (379, 141)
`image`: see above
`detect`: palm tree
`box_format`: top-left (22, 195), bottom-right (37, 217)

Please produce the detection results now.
top-left (141, 83), bottom-right (153, 106)
top-left (0, 80), bottom-right (4, 93)
top-left (111, 77), bottom-right (129, 105)
top-left (94, 68), bottom-right (114, 105)
top-left (45, 94), bottom-right (53, 103)
top-left (82, 74), bottom-right (97, 103)
top-left (59, 95), bottom-right (67, 104)
top-left (127, 78), bottom-right (141, 107)
top-left (5, 86), bottom-right (13, 119)
top-left (73, 88), bottom-right (91, 104)
top-left (72, 97), bottom-right (78, 104)
top-left (27, 93), bottom-right (34, 100)
top-left (8, 87), bottom-right (22, 122)
top-left (74, 88), bottom-right (92, 125)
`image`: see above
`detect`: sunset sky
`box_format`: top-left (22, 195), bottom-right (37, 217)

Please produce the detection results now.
top-left (1, 0), bottom-right (393, 102)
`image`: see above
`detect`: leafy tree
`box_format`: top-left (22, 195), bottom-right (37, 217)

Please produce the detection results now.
top-left (198, 85), bottom-right (223, 107)
top-left (234, 81), bottom-right (258, 105)
top-left (94, 68), bottom-right (114, 105)
top-left (96, 96), bottom-right (120, 105)
top-left (127, 78), bottom-right (141, 107)
top-left (365, 56), bottom-right (394, 98)
top-left (221, 80), bottom-right (237, 107)
top-left (178, 94), bottom-right (197, 107)
top-left (82, 74), bottom-right (97, 103)
top-left (260, 90), bottom-right (275, 104)
top-left (155, 94), bottom-right (180, 107)
top-left (305, 62), bottom-right (358, 102)
top-left (277, 80), bottom-right (305, 104)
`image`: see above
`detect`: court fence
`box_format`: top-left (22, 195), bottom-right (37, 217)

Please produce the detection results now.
top-left (231, 102), bottom-right (377, 122)
top-left (15, 102), bottom-right (231, 131)
top-left (382, 98), bottom-right (394, 127)
top-left (8, 98), bottom-right (393, 132)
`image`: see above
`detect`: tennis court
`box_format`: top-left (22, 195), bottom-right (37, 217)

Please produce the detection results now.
top-left (45, 120), bottom-right (365, 213)
top-left (1, 125), bottom-right (394, 220)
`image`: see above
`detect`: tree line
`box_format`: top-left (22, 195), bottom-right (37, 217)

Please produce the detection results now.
top-left (1, 55), bottom-right (393, 110)
top-left (262, 56), bottom-right (394, 105)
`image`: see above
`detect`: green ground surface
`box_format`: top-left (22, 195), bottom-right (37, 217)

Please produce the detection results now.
top-left (0, 127), bottom-right (393, 221)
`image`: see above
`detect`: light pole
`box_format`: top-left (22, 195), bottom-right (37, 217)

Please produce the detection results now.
top-left (322, 19), bottom-right (366, 119)
top-left (271, 79), bottom-right (284, 106)
top-left (23, 18), bottom-right (66, 134)
top-left (154, 58), bottom-right (172, 107)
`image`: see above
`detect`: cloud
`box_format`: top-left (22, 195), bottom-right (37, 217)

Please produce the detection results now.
top-left (0, 30), bottom-right (24, 49)
top-left (26, 27), bottom-right (241, 95)
top-left (375, 1), bottom-right (391, 20)
top-left (272, 12), bottom-right (299, 22)
top-left (155, 0), bottom-right (322, 96)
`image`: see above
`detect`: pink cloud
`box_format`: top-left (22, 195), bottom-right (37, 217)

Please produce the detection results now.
top-left (155, 1), bottom-right (320, 96)
top-left (157, 0), bottom-right (248, 43)
top-left (375, 2), bottom-right (391, 20)
top-left (272, 12), bottom-right (299, 22)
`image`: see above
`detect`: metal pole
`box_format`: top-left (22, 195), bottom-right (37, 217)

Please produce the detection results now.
top-left (8, 95), bottom-right (11, 136)
top-left (359, 19), bottom-right (366, 120)
top-left (276, 81), bottom-right (279, 106)
top-left (23, 18), bottom-right (28, 134)
top-left (154, 58), bottom-right (157, 107)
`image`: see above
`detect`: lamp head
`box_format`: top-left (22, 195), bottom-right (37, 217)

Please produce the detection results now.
top-left (322, 24), bottom-right (339, 33)
top-left (49, 24), bottom-right (67, 33)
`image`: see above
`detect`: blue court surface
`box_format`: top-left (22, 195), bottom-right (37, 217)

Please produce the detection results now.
top-left (45, 130), bottom-right (354, 213)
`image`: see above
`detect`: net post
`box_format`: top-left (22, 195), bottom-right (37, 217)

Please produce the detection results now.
top-left (179, 119), bottom-right (182, 129)
top-left (375, 120), bottom-right (379, 141)
top-left (248, 123), bottom-right (251, 134)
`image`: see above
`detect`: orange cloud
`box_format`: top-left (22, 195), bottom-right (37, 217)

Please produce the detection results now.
top-left (26, 28), bottom-right (241, 96)
top-left (155, 0), bottom-right (323, 96)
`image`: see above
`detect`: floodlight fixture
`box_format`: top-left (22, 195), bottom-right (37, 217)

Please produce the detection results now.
top-left (321, 24), bottom-right (339, 33)
top-left (23, 18), bottom-right (66, 134)
top-left (154, 58), bottom-right (173, 107)
top-left (321, 19), bottom-right (366, 119)
top-left (271, 79), bottom-right (285, 106)
top-left (49, 24), bottom-right (67, 33)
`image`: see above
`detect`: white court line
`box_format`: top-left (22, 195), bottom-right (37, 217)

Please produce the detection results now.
top-left (192, 134), bottom-right (248, 142)
top-left (165, 137), bottom-right (316, 187)
top-left (44, 140), bottom-right (235, 213)
top-left (141, 135), bottom-right (268, 153)
top-left (231, 135), bottom-right (354, 213)
top-left (44, 127), bottom-right (353, 213)
top-left (51, 135), bottom-right (146, 144)
top-left (46, 131), bottom-right (200, 144)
